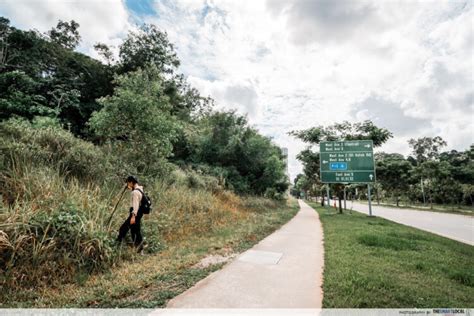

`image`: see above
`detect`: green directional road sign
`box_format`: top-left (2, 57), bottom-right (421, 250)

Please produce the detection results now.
top-left (320, 140), bottom-right (375, 183)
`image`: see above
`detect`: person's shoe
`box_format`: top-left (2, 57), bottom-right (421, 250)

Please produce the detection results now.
top-left (136, 242), bottom-right (144, 253)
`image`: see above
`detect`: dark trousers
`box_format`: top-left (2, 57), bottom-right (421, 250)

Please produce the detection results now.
top-left (117, 209), bottom-right (143, 246)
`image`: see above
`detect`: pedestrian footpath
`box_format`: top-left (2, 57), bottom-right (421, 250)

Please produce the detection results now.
top-left (166, 200), bottom-right (324, 308)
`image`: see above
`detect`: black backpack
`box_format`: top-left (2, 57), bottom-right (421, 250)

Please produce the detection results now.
top-left (135, 188), bottom-right (152, 214)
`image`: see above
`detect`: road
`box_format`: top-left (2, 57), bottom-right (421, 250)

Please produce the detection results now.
top-left (166, 200), bottom-right (324, 308)
top-left (346, 200), bottom-right (474, 245)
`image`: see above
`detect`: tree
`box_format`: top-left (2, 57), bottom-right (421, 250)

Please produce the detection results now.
top-left (94, 42), bottom-right (115, 65)
top-left (294, 174), bottom-right (311, 198)
top-left (189, 111), bottom-right (288, 195)
top-left (376, 153), bottom-right (412, 206)
top-left (412, 160), bottom-right (451, 209)
top-left (296, 149), bottom-right (320, 185)
top-left (47, 20), bottom-right (81, 50)
top-left (291, 120), bottom-right (393, 147)
top-left (408, 136), bottom-right (447, 163)
top-left (462, 184), bottom-right (474, 207)
top-left (88, 65), bottom-right (179, 176)
top-left (0, 19), bottom-right (292, 199)
top-left (0, 70), bottom-right (53, 120)
top-left (291, 120), bottom-right (392, 213)
top-left (295, 149), bottom-right (322, 201)
top-left (0, 17), bottom-right (13, 71)
top-left (0, 18), bottom-right (113, 135)
top-left (119, 24), bottom-right (180, 74)
top-left (408, 136), bottom-right (448, 207)
top-left (439, 149), bottom-right (474, 184)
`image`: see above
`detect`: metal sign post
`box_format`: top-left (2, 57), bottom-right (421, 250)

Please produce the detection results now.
top-left (326, 185), bottom-right (330, 211)
top-left (343, 185), bottom-right (347, 210)
top-left (368, 184), bottom-right (373, 216)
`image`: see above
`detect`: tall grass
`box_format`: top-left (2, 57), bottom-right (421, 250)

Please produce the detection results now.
top-left (0, 163), bottom-right (123, 288)
top-left (0, 118), bottom-right (286, 291)
top-left (0, 162), bottom-right (281, 290)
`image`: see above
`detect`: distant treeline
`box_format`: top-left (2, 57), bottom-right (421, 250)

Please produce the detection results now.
top-left (291, 123), bottom-right (473, 208)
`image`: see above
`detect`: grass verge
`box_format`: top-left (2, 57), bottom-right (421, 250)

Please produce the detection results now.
top-left (308, 202), bottom-right (474, 308)
top-left (1, 198), bottom-right (299, 307)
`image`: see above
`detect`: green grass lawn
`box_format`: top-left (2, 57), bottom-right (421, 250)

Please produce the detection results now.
top-left (307, 202), bottom-right (474, 308)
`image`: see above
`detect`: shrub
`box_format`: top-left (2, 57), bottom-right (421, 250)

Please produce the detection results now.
top-left (0, 117), bottom-right (113, 183)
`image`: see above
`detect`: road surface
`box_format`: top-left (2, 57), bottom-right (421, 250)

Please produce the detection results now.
top-left (166, 200), bottom-right (324, 308)
top-left (346, 200), bottom-right (474, 245)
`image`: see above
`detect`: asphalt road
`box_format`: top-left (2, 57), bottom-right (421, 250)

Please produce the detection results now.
top-left (345, 200), bottom-right (474, 245)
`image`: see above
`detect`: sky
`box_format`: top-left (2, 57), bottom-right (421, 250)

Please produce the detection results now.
top-left (1, 0), bottom-right (473, 181)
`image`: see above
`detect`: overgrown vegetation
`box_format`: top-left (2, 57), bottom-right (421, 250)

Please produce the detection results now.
top-left (0, 17), bottom-right (291, 295)
top-left (307, 202), bottom-right (474, 308)
top-left (2, 195), bottom-right (298, 307)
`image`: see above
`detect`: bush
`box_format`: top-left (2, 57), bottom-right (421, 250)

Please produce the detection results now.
top-left (264, 187), bottom-right (287, 201)
top-left (0, 117), bottom-right (114, 183)
top-left (166, 168), bottom-right (223, 193)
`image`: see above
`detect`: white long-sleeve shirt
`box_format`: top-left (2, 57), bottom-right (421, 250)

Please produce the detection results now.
top-left (130, 185), bottom-right (143, 215)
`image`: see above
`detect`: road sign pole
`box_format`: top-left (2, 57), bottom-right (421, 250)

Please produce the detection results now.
top-left (326, 185), bottom-right (330, 211)
top-left (343, 185), bottom-right (346, 210)
top-left (368, 184), bottom-right (373, 216)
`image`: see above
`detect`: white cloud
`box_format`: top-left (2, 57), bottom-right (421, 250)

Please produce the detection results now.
top-left (266, 0), bottom-right (386, 45)
top-left (188, 76), bottom-right (261, 120)
top-left (0, 0), bottom-right (132, 60)
top-left (147, 0), bottom-right (473, 180)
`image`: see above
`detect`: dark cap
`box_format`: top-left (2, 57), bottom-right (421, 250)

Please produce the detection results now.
top-left (125, 175), bottom-right (139, 184)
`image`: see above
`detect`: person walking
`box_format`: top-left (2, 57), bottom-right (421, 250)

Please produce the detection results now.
top-left (116, 175), bottom-right (145, 251)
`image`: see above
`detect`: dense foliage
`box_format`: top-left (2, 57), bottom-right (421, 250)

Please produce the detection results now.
top-left (0, 17), bottom-right (288, 196)
top-left (0, 18), bottom-right (289, 289)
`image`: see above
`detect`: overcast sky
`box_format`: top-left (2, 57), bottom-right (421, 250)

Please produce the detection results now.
top-left (1, 0), bottom-right (472, 181)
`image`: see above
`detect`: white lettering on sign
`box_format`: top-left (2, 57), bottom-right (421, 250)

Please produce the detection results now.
top-left (344, 142), bottom-right (360, 147)
top-left (336, 172), bottom-right (354, 182)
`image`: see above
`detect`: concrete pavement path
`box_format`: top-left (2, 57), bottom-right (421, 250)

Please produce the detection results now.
top-left (348, 200), bottom-right (474, 245)
top-left (166, 200), bottom-right (324, 308)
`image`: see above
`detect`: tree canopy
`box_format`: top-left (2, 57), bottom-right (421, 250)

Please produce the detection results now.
top-left (290, 120), bottom-right (393, 147)
top-left (0, 17), bottom-right (289, 198)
